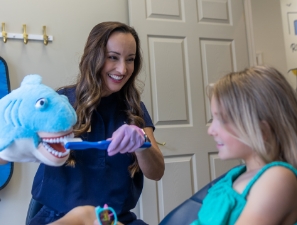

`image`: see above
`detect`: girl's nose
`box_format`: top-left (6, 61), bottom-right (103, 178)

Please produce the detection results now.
top-left (207, 122), bottom-right (215, 136)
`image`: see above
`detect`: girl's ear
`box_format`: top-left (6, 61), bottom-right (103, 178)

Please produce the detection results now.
top-left (260, 120), bottom-right (272, 141)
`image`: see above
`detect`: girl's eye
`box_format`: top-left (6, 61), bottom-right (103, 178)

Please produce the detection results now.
top-left (219, 116), bottom-right (227, 124)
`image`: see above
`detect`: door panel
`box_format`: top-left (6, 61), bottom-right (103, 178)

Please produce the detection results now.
top-left (149, 37), bottom-right (188, 123)
top-left (159, 155), bottom-right (194, 218)
top-left (280, 0), bottom-right (297, 88)
top-left (129, 0), bottom-right (249, 223)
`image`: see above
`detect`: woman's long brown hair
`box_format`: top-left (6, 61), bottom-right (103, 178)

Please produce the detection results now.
top-left (61, 22), bottom-right (145, 177)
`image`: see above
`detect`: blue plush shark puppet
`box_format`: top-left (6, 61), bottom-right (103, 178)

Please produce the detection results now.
top-left (0, 74), bottom-right (77, 166)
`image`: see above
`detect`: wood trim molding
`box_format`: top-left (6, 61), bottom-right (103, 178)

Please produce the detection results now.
top-left (243, 0), bottom-right (257, 66)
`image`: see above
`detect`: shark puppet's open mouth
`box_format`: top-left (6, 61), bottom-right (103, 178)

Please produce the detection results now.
top-left (40, 132), bottom-right (74, 158)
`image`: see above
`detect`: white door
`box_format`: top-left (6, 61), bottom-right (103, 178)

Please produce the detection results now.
top-left (129, 0), bottom-right (249, 223)
top-left (280, 0), bottom-right (297, 89)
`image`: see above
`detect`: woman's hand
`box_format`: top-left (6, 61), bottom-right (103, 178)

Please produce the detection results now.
top-left (0, 157), bottom-right (8, 165)
top-left (107, 124), bottom-right (165, 181)
top-left (107, 124), bottom-right (145, 156)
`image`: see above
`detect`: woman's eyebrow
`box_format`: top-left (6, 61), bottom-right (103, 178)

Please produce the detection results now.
top-left (107, 51), bottom-right (136, 56)
top-left (107, 51), bottom-right (120, 55)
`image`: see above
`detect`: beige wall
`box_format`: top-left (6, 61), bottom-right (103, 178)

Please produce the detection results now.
top-left (250, 0), bottom-right (287, 75)
top-left (0, 1), bottom-right (129, 224)
top-left (0, 0), bottom-right (291, 224)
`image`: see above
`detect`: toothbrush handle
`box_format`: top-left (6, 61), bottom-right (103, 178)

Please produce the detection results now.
top-left (64, 141), bottom-right (111, 150)
top-left (141, 142), bottom-right (151, 149)
top-left (65, 141), bottom-right (151, 150)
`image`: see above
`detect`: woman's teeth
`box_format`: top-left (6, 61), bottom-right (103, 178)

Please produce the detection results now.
top-left (108, 74), bottom-right (124, 80)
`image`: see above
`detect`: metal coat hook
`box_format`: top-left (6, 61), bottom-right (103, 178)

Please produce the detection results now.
top-left (0, 24), bottom-right (53, 44)
top-left (43, 26), bottom-right (48, 45)
top-left (23, 24), bottom-right (28, 44)
top-left (2, 23), bottom-right (7, 43)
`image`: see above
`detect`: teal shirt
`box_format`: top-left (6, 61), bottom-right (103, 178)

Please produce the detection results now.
top-left (190, 162), bottom-right (297, 225)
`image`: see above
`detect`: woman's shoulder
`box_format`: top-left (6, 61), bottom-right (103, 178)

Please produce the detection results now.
top-left (57, 86), bottom-right (76, 106)
top-left (139, 101), bottom-right (155, 129)
top-left (57, 85), bottom-right (76, 95)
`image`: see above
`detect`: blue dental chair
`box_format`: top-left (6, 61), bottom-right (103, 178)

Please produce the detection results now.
top-left (159, 172), bottom-right (228, 225)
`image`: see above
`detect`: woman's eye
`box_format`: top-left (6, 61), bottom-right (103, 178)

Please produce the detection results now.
top-left (35, 98), bottom-right (48, 110)
top-left (127, 58), bottom-right (135, 62)
top-left (108, 56), bottom-right (118, 60)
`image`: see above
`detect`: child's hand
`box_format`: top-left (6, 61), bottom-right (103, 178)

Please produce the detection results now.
top-left (93, 220), bottom-right (124, 225)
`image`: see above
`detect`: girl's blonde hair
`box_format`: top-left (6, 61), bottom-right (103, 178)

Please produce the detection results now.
top-left (209, 65), bottom-right (297, 168)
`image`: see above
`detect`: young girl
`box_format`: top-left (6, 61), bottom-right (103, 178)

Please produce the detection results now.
top-left (191, 66), bottom-right (297, 224)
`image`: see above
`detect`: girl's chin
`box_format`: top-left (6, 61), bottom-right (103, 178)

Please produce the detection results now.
top-left (218, 152), bottom-right (229, 160)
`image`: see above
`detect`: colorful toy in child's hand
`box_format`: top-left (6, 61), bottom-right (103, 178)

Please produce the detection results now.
top-left (95, 204), bottom-right (118, 225)
top-left (0, 74), bottom-right (77, 166)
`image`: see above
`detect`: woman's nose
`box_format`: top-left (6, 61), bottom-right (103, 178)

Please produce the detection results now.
top-left (117, 60), bottom-right (127, 74)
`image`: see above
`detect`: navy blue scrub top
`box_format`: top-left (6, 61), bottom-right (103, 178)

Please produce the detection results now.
top-left (31, 87), bottom-right (154, 222)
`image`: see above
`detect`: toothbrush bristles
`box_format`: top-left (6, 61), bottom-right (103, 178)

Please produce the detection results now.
top-left (64, 137), bottom-right (83, 145)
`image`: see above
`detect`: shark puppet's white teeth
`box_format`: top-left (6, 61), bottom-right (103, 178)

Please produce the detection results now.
top-left (41, 133), bottom-right (74, 158)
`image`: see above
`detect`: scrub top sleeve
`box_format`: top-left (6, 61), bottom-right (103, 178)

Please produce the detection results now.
top-left (140, 101), bottom-right (155, 131)
top-left (57, 87), bottom-right (76, 106)
top-left (57, 88), bottom-right (65, 95)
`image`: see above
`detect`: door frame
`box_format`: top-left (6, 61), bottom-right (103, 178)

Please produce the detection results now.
top-left (244, 0), bottom-right (257, 67)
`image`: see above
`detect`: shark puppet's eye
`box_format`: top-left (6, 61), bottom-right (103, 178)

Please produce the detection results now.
top-left (35, 98), bottom-right (48, 109)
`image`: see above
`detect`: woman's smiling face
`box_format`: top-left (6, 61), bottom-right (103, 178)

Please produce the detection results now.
top-left (101, 31), bottom-right (136, 97)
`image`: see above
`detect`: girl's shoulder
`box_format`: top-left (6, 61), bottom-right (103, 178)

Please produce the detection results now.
top-left (248, 162), bottom-right (297, 199)
top-left (258, 164), bottom-right (297, 188)
top-left (236, 162), bottom-right (297, 224)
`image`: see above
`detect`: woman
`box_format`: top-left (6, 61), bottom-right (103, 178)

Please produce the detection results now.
top-left (28, 21), bottom-right (165, 225)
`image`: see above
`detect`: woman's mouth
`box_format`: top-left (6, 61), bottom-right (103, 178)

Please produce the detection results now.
top-left (108, 74), bottom-right (124, 81)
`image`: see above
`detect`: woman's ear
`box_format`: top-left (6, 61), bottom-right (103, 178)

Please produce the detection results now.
top-left (260, 120), bottom-right (272, 141)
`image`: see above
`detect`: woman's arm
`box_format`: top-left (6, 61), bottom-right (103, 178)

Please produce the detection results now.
top-left (135, 127), bottom-right (165, 181)
top-left (235, 166), bottom-right (297, 225)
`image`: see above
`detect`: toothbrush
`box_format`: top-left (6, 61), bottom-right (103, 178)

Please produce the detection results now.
top-left (64, 138), bottom-right (151, 150)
